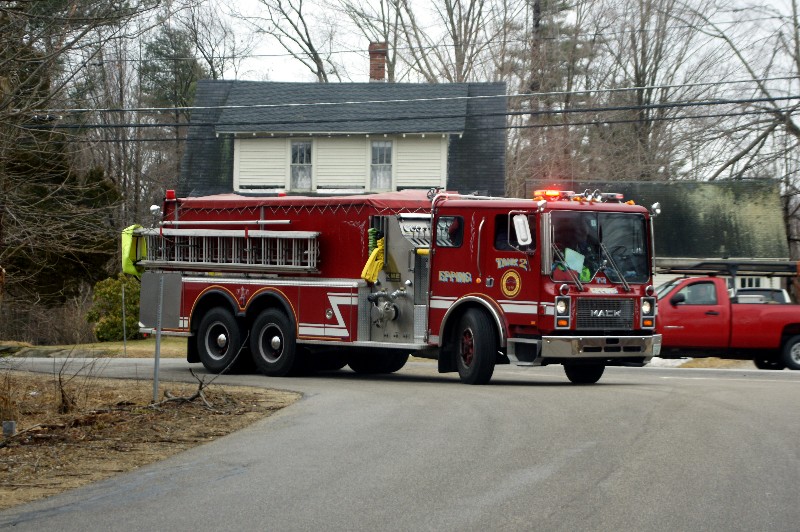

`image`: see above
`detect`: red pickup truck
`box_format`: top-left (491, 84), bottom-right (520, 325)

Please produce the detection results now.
top-left (656, 276), bottom-right (800, 370)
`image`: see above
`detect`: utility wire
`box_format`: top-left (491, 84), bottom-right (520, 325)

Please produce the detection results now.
top-left (33, 105), bottom-right (797, 142)
top-left (31, 94), bottom-right (800, 131)
top-left (39, 76), bottom-right (800, 115)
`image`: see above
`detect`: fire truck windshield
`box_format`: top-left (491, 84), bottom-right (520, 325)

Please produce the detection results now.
top-left (551, 211), bottom-right (649, 284)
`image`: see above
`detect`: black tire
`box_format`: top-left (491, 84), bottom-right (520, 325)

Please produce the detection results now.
top-left (250, 309), bottom-right (298, 377)
top-left (781, 335), bottom-right (800, 370)
top-left (564, 364), bottom-right (605, 384)
top-left (753, 357), bottom-right (786, 370)
top-left (196, 307), bottom-right (243, 374)
top-left (348, 352), bottom-right (409, 374)
top-left (455, 308), bottom-right (497, 385)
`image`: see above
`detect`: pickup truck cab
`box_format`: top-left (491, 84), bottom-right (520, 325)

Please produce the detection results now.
top-left (657, 276), bottom-right (800, 370)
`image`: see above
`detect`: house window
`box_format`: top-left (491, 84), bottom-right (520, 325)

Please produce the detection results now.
top-left (371, 141), bottom-right (392, 190)
top-left (291, 141), bottom-right (312, 191)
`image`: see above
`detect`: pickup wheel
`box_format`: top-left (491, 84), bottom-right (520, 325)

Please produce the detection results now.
top-left (455, 309), bottom-right (497, 385)
top-left (196, 308), bottom-right (243, 374)
top-left (564, 364), bottom-right (605, 384)
top-left (781, 335), bottom-right (800, 370)
top-left (753, 357), bottom-right (786, 370)
top-left (250, 309), bottom-right (298, 377)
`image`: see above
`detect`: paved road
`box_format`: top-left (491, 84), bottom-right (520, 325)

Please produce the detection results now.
top-left (1, 358), bottom-right (799, 531)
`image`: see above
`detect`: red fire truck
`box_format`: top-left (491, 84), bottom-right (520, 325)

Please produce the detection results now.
top-left (125, 188), bottom-right (662, 385)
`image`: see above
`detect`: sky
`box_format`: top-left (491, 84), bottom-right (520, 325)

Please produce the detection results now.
top-left (231, 0), bottom-right (379, 83)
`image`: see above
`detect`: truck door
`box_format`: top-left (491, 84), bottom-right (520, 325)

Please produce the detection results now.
top-left (427, 213), bottom-right (470, 340)
top-left (660, 280), bottom-right (730, 348)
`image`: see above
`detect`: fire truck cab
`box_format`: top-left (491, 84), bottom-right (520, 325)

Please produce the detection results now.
top-left (127, 188), bottom-right (661, 385)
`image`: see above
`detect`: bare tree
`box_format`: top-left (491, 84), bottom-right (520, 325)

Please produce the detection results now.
top-left (178, 1), bottom-right (256, 80)
top-left (0, 1), bottom-right (159, 339)
top-left (675, 0), bottom-right (800, 257)
top-left (499, 0), bottom-right (610, 195)
top-left (395, 0), bottom-right (497, 83)
top-left (235, 0), bottom-right (343, 82)
top-left (333, 0), bottom-right (401, 81)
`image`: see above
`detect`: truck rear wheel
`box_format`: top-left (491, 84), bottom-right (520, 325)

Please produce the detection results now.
top-left (564, 364), bottom-right (605, 384)
top-left (455, 309), bottom-right (497, 385)
top-left (196, 308), bottom-right (243, 374)
top-left (781, 335), bottom-right (800, 370)
top-left (250, 309), bottom-right (298, 377)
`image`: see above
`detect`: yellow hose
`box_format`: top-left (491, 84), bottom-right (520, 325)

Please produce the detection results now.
top-left (361, 237), bottom-right (385, 283)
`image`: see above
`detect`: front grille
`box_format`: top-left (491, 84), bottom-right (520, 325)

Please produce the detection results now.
top-left (576, 298), bottom-right (633, 330)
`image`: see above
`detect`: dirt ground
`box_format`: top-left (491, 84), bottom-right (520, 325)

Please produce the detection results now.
top-left (0, 370), bottom-right (299, 511)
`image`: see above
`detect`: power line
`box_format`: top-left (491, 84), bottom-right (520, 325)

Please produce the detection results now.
top-left (41, 76), bottom-right (800, 115)
top-left (32, 93), bottom-right (800, 131)
top-left (54, 105), bottom-right (793, 143)
top-left (50, 108), bottom-right (791, 144)
top-left (31, 102), bottom-right (798, 142)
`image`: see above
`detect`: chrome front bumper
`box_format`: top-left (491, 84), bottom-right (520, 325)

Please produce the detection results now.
top-left (506, 334), bottom-right (661, 366)
top-left (542, 334), bottom-right (661, 360)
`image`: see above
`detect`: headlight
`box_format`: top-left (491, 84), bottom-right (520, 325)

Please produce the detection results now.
top-left (641, 297), bottom-right (656, 329)
top-left (556, 299), bottom-right (568, 315)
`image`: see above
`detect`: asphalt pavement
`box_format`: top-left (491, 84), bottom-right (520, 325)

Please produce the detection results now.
top-left (1, 358), bottom-right (799, 531)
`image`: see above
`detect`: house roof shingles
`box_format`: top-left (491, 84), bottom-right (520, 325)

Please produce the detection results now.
top-left (214, 81), bottom-right (470, 135)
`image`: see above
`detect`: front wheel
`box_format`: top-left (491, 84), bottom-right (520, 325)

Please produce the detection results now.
top-left (781, 335), bottom-right (800, 370)
top-left (250, 309), bottom-right (298, 376)
top-left (564, 364), bottom-right (605, 384)
top-left (196, 307), bottom-right (243, 374)
top-left (455, 309), bottom-right (497, 385)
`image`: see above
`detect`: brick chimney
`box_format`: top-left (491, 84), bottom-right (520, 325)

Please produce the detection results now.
top-left (368, 42), bottom-right (388, 82)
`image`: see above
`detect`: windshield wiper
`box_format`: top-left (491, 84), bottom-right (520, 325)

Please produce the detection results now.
top-left (552, 244), bottom-right (584, 291)
top-left (600, 243), bottom-right (631, 292)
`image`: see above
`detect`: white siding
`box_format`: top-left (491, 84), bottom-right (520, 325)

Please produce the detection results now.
top-left (315, 138), bottom-right (368, 188)
top-left (234, 138), bottom-right (286, 190)
top-left (395, 136), bottom-right (447, 189)
top-left (232, 135), bottom-right (448, 192)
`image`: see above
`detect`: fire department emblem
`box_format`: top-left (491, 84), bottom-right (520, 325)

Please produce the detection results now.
top-left (501, 270), bottom-right (521, 298)
top-left (236, 286), bottom-right (250, 306)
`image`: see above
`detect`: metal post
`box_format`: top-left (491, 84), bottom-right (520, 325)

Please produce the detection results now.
top-left (153, 275), bottom-right (164, 403)
top-left (121, 281), bottom-right (127, 357)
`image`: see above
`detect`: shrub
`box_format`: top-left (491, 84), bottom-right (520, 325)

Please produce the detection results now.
top-left (87, 274), bottom-right (142, 342)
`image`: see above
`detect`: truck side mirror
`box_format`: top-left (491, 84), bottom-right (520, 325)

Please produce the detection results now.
top-left (512, 214), bottom-right (532, 246)
top-left (670, 293), bottom-right (685, 306)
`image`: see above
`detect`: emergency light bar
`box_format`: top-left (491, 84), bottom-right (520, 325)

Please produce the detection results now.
top-left (533, 189), bottom-right (575, 200)
top-left (533, 189), bottom-right (626, 203)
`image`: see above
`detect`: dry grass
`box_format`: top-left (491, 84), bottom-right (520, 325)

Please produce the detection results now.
top-left (0, 337), bottom-right (187, 359)
top-left (678, 358), bottom-right (756, 369)
top-left (0, 371), bottom-right (299, 511)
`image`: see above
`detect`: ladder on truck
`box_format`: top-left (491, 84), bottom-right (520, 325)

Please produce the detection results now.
top-left (134, 227), bottom-right (320, 273)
